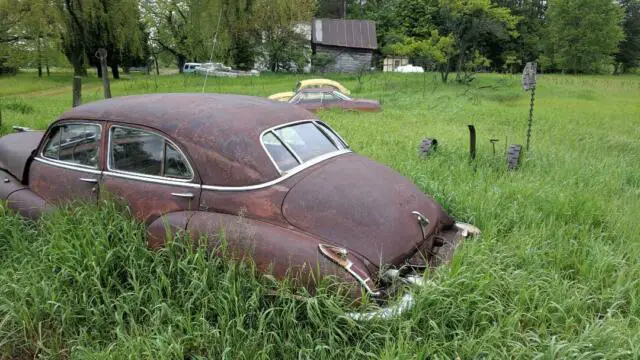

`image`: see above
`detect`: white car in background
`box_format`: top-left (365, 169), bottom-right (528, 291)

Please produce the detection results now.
top-left (183, 62), bottom-right (202, 73)
top-left (195, 62), bottom-right (259, 77)
top-left (395, 64), bottom-right (425, 73)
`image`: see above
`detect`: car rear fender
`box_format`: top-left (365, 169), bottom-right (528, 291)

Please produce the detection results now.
top-left (181, 211), bottom-right (367, 297)
top-left (0, 131), bottom-right (45, 183)
top-left (1, 169), bottom-right (50, 220)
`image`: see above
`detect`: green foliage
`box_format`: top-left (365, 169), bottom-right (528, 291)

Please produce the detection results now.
top-left (390, 30), bottom-right (457, 81)
top-left (311, 52), bottom-right (336, 72)
top-left (545, 0), bottom-right (625, 73)
top-left (1, 71), bottom-right (640, 358)
top-left (252, 0), bottom-right (316, 72)
top-left (616, 0), bottom-right (640, 73)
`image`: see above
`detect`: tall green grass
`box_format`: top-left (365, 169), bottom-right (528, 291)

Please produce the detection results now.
top-left (1, 71), bottom-right (639, 358)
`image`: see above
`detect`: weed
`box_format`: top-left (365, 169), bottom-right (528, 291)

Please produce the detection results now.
top-left (0, 71), bottom-right (639, 358)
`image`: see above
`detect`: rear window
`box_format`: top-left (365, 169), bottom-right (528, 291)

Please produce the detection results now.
top-left (261, 121), bottom-right (347, 173)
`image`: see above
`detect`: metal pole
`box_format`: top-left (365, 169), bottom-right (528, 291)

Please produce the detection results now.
top-left (96, 48), bottom-right (111, 99)
top-left (468, 125), bottom-right (476, 161)
top-left (72, 76), bottom-right (82, 107)
top-left (526, 85), bottom-right (535, 151)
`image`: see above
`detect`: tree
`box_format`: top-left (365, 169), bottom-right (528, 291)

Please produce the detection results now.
top-left (544, 0), bottom-right (624, 73)
top-left (436, 0), bottom-right (519, 82)
top-left (141, 0), bottom-right (227, 73)
top-left (252, 0), bottom-right (316, 72)
top-left (385, 0), bottom-right (518, 82)
top-left (616, 0), bottom-right (640, 73)
top-left (391, 30), bottom-right (457, 82)
top-left (0, 0), bottom-right (62, 76)
top-left (52, 0), bottom-right (143, 77)
top-left (490, 0), bottom-right (547, 71)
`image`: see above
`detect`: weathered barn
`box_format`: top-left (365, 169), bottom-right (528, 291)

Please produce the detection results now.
top-left (311, 18), bottom-right (377, 73)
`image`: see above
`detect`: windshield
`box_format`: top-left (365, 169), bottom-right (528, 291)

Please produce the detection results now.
top-left (261, 121), bottom-right (348, 173)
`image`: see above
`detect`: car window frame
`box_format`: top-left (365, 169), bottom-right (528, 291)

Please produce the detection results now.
top-left (106, 124), bottom-right (196, 183)
top-left (40, 121), bottom-right (103, 170)
top-left (260, 120), bottom-right (349, 174)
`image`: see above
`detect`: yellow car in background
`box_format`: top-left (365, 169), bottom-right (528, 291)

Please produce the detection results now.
top-left (268, 79), bottom-right (351, 102)
top-left (296, 79), bottom-right (350, 95)
top-left (268, 91), bottom-right (296, 102)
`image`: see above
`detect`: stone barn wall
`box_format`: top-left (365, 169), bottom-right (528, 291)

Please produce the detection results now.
top-left (314, 45), bottom-right (373, 73)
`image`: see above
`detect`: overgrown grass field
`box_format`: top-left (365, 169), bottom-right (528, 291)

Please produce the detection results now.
top-left (1, 71), bottom-right (639, 359)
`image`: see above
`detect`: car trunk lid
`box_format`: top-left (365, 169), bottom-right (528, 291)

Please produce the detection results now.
top-left (282, 154), bottom-right (455, 268)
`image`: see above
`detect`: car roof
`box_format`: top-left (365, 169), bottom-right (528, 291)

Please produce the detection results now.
top-left (298, 87), bottom-right (339, 93)
top-left (56, 93), bottom-right (316, 186)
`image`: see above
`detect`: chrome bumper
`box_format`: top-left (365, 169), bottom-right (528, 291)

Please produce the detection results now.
top-left (346, 222), bottom-right (480, 321)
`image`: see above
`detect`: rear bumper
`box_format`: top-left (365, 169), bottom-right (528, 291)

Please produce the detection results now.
top-left (346, 222), bottom-right (480, 321)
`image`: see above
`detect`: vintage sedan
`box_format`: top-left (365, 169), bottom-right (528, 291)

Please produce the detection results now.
top-left (289, 87), bottom-right (381, 113)
top-left (296, 79), bottom-right (351, 95)
top-left (0, 94), bottom-right (477, 317)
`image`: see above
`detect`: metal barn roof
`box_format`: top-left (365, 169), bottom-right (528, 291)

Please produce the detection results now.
top-left (311, 18), bottom-right (377, 50)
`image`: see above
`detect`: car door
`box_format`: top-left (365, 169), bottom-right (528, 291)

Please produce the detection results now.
top-left (101, 124), bottom-right (201, 226)
top-left (293, 92), bottom-right (324, 112)
top-left (30, 121), bottom-right (103, 205)
top-left (322, 92), bottom-right (345, 110)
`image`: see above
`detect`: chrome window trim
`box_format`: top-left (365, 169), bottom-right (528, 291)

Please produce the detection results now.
top-left (102, 170), bottom-right (201, 188)
top-left (269, 130), bottom-right (303, 165)
top-left (40, 122), bottom-right (102, 170)
top-left (107, 124), bottom-right (196, 183)
top-left (333, 91), bottom-right (351, 101)
top-left (259, 119), bottom-right (350, 175)
top-left (316, 120), bottom-right (349, 148)
top-left (34, 156), bottom-right (102, 175)
top-left (202, 149), bottom-right (351, 192)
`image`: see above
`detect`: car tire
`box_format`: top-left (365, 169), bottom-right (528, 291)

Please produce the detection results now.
top-left (506, 144), bottom-right (522, 170)
top-left (419, 138), bottom-right (438, 157)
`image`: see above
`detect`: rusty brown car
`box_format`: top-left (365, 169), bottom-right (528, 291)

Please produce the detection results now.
top-left (0, 94), bottom-right (477, 318)
top-left (288, 87), bottom-right (381, 113)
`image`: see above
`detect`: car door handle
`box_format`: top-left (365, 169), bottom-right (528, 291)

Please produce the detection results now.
top-left (171, 192), bottom-right (194, 199)
top-left (79, 178), bottom-right (99, 184)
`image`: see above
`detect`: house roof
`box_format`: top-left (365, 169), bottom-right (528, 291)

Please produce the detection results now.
top-left (311, 18), bottom-right (377, 50)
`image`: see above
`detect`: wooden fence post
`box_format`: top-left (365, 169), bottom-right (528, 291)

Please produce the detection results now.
top-left (72, 76), bottom-right (82, 107)
top-left (96, 48), bottom-right (112, 99)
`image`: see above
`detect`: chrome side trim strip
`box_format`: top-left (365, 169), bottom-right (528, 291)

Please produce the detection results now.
top-left (102, 171), bottom-right (201, 188)
top-left (34, 157), bottom-right (102, 175)
top-left (202, 149), bottom-right (351, 192)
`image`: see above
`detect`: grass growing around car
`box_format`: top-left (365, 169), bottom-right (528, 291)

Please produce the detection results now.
top-left (1, 71), bottom-right (639, 358)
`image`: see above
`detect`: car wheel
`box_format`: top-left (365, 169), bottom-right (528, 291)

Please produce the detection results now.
top-left (506, 144), bottom-right (522, 170)
top-left (419, 138), bottom-right (438, 157)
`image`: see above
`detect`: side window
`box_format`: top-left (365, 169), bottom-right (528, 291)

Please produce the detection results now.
top-left (42, 123), bottom-right (101, 168)
top-left (298, 93), bottom-right (323, 104)
top-left (323, 93), bottom-right (342, 103)
top-left (109, 126), bottom-right (193, 179)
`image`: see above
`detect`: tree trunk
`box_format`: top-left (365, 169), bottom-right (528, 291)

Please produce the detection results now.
top-left (111, 65), bottom-right (120, 79)
top-left (440, 60), bottom-right (450, 83)
top-left (177, 55), bottom-right (186, 73)
top-left (97, 65), bottom-right (102, 78)
top-left (37, 37), bottom-right (42, 78)
top-left (154, 55), bottom-right (160, 75)
top-left (72, 54), bottom-right (84, 77)
top-left (45, 58), bottom-right (50, 76)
